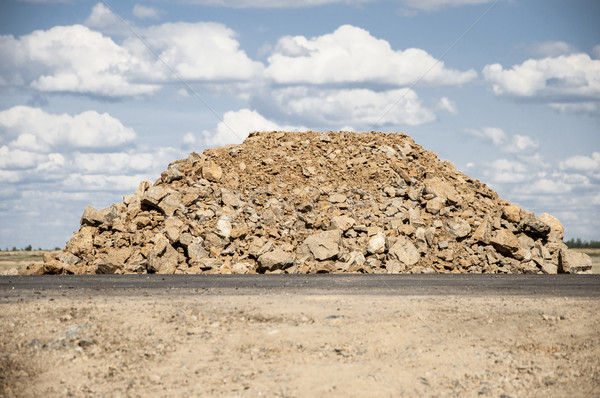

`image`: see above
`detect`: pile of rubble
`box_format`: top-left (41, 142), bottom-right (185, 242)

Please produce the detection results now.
top-left (26, 131), bottom-right (591, 274)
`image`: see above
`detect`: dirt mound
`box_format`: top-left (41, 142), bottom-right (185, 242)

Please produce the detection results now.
top-left (25, 131), bottom-right (591, 275)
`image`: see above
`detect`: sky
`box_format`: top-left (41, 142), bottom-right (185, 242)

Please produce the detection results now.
top-left (0, 0), bottom-right (599, 250)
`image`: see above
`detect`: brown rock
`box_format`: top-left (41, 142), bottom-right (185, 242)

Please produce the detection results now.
top-left (388, 236), bottom-right (420, 266)
top-left (520, 212), bottom-right (551, 237)
top-left (202, 161), bottom-right (222, 182)
top-left (559, 248), bottom-right (592, 274)
top-left (366, 232), bottom-right (386, 254)
top-left (445, 219), bottom-right (471, 239)
top-left (502, 204), bottom-right (521, 224)
top-left (538, 213), bottom-right (564, 241)
top-left (424, 177), bottom-right (460, 205)
top-left (299, 229), bottom-right (341, 261)
top-left (258, 248), bottom-right (295, 271)
top-left (490, 230), bottom-right (525, 260)
top-left (472, 219), bottom-right (491, 244)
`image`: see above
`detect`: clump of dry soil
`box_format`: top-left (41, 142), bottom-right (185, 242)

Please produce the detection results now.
top-left (24, 131), bottom-right (591, 275)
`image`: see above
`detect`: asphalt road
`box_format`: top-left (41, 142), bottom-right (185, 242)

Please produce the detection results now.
top-left (1, 274), bottom-right (599, 298)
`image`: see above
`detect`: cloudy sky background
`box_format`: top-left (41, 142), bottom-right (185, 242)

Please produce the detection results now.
top-left (0, 0), bottom-right (598, 249)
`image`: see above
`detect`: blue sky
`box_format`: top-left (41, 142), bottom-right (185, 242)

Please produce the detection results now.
top-left (0, 0), bottom-right (599, 249)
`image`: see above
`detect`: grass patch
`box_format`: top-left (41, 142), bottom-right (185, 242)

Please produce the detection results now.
top-left (0, 250), bottom-right (49, 273)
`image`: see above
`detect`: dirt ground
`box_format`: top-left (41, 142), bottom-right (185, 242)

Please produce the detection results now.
top-left (1, 291), bottom-right (599, 397)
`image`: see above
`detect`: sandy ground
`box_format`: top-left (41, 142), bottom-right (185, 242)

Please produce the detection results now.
top-left (1, 291), bottom-right (599, 397)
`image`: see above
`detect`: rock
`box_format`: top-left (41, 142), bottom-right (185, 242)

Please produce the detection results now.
top-left (541, 263), bottom-right (558, 274)
top-left (366, 232), bottom-right (386, 254)
top-left (388, 236), bottom-right (421, 266)
top-left (202, 161), bottom-right (222, 182)
top-left (141, 186), bottom-right (168, 209)
top-left (187, 237), bottom-right (208, 263)
top-left (424, 177), bottom-right (460, 205)
top-left (158, 191), bottom-right (184, 217)
top-left (559, 248), bottom-right (592, 274)
top-left (520, 212), bottom-right (551, 237)
top-left (329, 193), bottom-right (347, 203)
top-left (472, 219), bottom-right (491, 244)
top-left (203, 231), bottom-right (229, 250)
top-left (81, 205), bottom-right (119, 227)
top-left (299, 229), bottom-right (341, 261)
top-left (164, 217), bottom-right (183, 243)
top-left (165, 162), bottom-right (184, 182)
top-left (221, 189), bottom-right (241, 208)
top-left (330, 215), bottom-right (356, 231)
top-left (490, 230), bottom-right (525, 260)
top-left (215, 216), bottom-right (232, 239)
top-left (539, 213), bottom-right (564, 241)
top-left (231, 262), bottom-right (254, 274)
top-left (258, 249), bottom-right (295, 271)
top-left (426, 197), bottom-right (445, 215)
top-left (502, 204), bottom-right (521, 224)
top-left (445, 219), bottom-right (471, 239)
top-left (105, 247), bottom-right (132, 268)
top-left (65, 227), bottom-right (94, 257)
top-left (43, 130), bottom-right (577, 275)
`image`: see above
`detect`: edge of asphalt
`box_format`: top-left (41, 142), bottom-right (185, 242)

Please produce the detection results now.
top-left (1, 274), bottom-right (599, 298)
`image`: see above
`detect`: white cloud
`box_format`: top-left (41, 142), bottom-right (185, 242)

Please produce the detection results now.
top-left (593, 45), bottom-right (600, 59)
top-left (507, 134), bottom-right (539, 153)
top-left (485, 158), bottom-right (531, 184)
top-left (0, 106), bottom-right (136, 153)
top-left (466, 127), bottom-right (541, 155)
top-left (272, 86), bottom-right (436, 126)
top-left (84, 2), bottom-right (129, 35)
top-left (131, 22), bottom-right (264, 82)
top-left (466, 127), bottom-right (506, 146)
top-left (559, 153), bottom-right (600, 173)
top-left (266, 25), bottom-right (477, 86)
top-left (483, 53), bottom-right (600, 102)
top-left (523, 178), bottom-right (572, 195)
top-left (72, 152), bottom-right (157, 175)
top-left (437, 97), bottom-right (458, 114)
top-left (201, 109), bottom-right (307, 147)
top-left (0, 18), bottom-right (263, 97)
top-left (522, 41), bottom-right (579, 57)
top-left (133, 4), bottom-right (161, 19)
top-left (549, 101), bottom-right (600, 116)
top-left (0, 24), bottom-right (160, 97)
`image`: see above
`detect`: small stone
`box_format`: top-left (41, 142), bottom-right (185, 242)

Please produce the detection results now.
top-left (502, 204), bottom-right (521, 224)
top-left (538, 213), bottom-right (564, 241)
top-left (490, 229), bottom-right (525, 260)
top-left (445, 219), bottom-right (471, 239)
top-left (520, 212), bottom-right (551, 237)
top-left (215, 217), bottom-right (232, 239)
top-left (329, 193), bottom-right (347, 203)
top-left (330, 215), bottom-right (356, 231)
top-left (202, 161), bottom-right (222, 182)
top-left (388, 236), bottom-right (420, 266)
top-left (299, 229), bottom-right (341, 261)
top-left (231, 262), bottom-right (254, 274)
top-left (258, 249), bottom-right (295, 271)
top-left (559, 248), bottom-right (592, 274)
top-left (541, 263), bottom-right (558, 274)
top-left (366, 232), bottom-right (386, 254)
top-left (472, 219), bottom-right (491, 244)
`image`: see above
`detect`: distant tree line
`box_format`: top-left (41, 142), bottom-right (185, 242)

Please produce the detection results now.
top-left (565, 238), bottom-right (600, 249)
top-left (0, 245), bottom-right (62, 251)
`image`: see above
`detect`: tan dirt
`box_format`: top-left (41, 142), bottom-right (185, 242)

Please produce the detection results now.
top-left (1, 293), bottom-right (599, 397)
